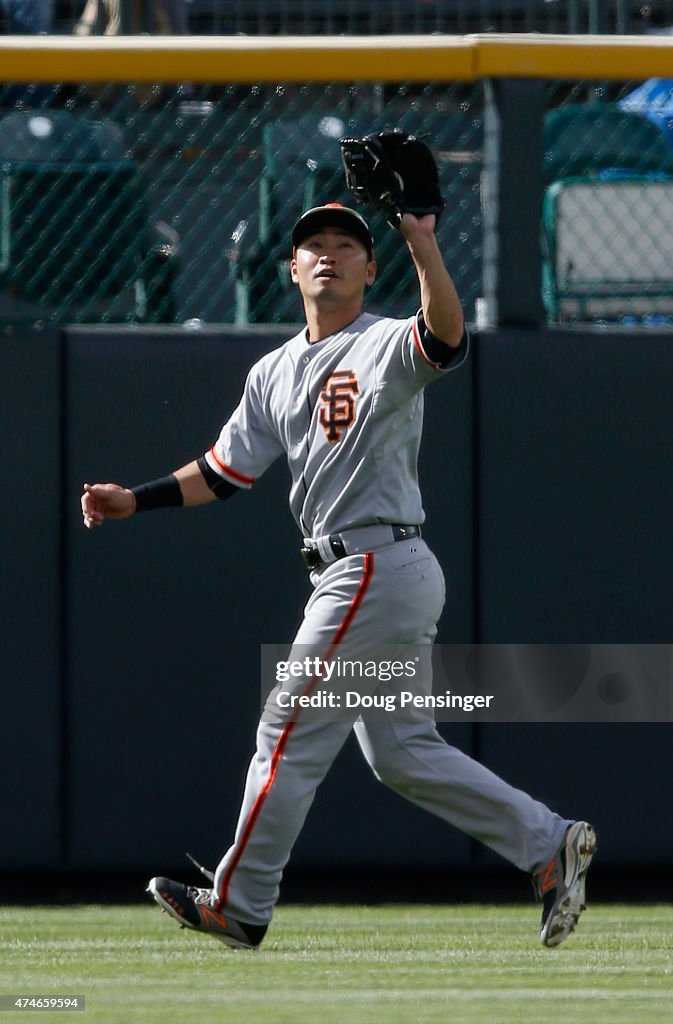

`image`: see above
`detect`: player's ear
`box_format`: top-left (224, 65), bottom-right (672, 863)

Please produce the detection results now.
top-left (365, 256), bottom-right (377, 287)
top-left (290, 255), bottom-right (299, 284)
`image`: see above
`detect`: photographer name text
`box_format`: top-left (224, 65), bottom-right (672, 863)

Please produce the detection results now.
top-left (275, 690), bottom-right (494, 713)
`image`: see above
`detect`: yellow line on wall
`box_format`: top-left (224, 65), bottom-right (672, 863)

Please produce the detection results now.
top-left (476, 33), bottom-right (673, 80)
top-left (0, 35), bottom-right (476, 83)
top-left (0, 33), bottom-right (671, 84)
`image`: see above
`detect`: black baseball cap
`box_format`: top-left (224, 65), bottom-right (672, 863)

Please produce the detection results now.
top-left (291, 203), bottom-right (374, 256)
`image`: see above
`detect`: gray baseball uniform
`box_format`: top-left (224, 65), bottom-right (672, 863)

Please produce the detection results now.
top-left (205, 310), bottom-right (569, 926)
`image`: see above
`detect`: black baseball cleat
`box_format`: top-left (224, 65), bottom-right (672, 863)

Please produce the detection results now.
top-left (533, 821), bottom-right (597, 947)
top-left (147, 876), bottom-right (267, 949)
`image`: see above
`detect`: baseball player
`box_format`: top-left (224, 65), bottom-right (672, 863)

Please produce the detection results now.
top-left (81, 201), bottom-right (596, 950)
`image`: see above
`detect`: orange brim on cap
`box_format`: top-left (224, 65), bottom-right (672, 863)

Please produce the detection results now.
top-left (292, 202), bottom-right (374, 255)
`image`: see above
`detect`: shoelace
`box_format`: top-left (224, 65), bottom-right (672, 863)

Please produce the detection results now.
top-left (186, 851), bottom-right (215, 883)
top-left (186, 885), bottom-right (213, 906)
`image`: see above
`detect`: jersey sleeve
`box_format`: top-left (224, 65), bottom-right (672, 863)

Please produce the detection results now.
top-left (376, 311), bottom-right (469, 390)
top-left (413, 312), bottom-right (469, 373)
top-left (204, 359), bottom-right (285, 490)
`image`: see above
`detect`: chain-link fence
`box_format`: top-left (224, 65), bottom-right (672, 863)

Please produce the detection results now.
top-left (4, 0), bottom-right (673, 36)
top-left (2, 44), bottom-right (673, 325)
top-left (542, 78), bottom-right (673, 324)
top-left (0, 79), bottom-right (485, 325)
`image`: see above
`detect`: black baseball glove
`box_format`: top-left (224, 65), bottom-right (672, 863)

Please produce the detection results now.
top-left (339, 130), bottom-right (445, 229)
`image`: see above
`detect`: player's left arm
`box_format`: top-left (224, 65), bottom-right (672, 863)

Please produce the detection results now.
top-left (399, 213), bottom-right (464, 349)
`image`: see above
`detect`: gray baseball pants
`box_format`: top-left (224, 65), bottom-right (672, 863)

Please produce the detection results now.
top-left (212, 538), bottom-right (570, 925)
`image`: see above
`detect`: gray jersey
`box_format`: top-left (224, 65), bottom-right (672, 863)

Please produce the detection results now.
top-left (205, 311), bottom-right (468, 539)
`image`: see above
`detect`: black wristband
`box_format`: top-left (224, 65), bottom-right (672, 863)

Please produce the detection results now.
top-left (131, 474), bottom-right (183, 513)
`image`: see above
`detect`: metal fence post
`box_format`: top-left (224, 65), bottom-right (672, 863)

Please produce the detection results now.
top-left (481, 78), bottom-right (546, 328)
top-left (119, 0), bottom-right (133, 34)
top-left (588, 0), bottom-right (611, 34)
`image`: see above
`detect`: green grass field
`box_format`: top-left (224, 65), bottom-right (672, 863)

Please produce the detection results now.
top-left (1, 904), bottom-right (671, 1024)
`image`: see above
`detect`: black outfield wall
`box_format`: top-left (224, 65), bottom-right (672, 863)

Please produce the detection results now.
top-left (472, 328), bottom-right (673, 868)
top-left (1, 327), bottom-right (63, 868)
top-left (1, 323), bottom-right (671, 874)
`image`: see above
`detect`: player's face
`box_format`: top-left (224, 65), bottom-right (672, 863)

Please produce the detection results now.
top-left (290, 227), bottom-right (376, 305)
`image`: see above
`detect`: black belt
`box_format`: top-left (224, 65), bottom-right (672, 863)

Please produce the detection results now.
top-left (300, 524), bottom-right (421, 570)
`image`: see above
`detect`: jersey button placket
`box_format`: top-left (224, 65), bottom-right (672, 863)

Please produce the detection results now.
top-left (289, 352), bottom-right (313, 450)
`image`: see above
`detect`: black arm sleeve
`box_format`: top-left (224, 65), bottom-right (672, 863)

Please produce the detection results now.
top-left (196, 455), bottom-right (240, 502)
top-left (422, 323), bottom-right (469, 369)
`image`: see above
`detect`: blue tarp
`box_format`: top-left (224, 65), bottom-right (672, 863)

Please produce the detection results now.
top-left (619, 79), bottom-right (673, 148)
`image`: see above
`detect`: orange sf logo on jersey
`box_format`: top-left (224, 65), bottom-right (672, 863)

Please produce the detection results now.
top-left (319, 370), bottom-right (360, 443)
